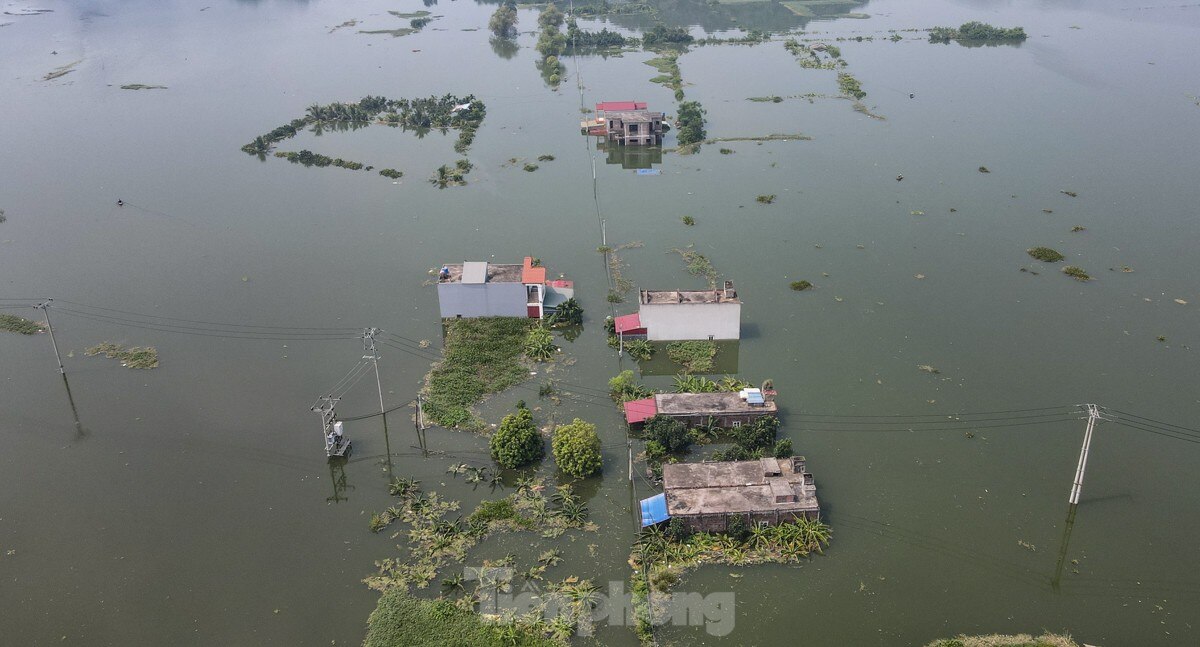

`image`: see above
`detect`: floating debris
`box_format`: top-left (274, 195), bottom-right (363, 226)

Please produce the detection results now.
top-left (790, 280), bottom-right (813, 291)
top-left (1062, 265), bottom-right (1091, 281)
top-left (0, 314), bottom-right (46, 335)
top-left (756, 194), bottom-right (776, 204)
top-left (1174, 298), bottom-right (1188, 305)
top-left (917, 364), bottom-right (940, 374)
top-left (43, 59), bottom-right (81, 81)
top-left (978, 166), bottom-right (990, 173)
top-left (910, 210), bottom-right (925, 216)
top-left (119, 84), bottom-right (167, 90)
top-left (914, 274), bottom-right (926, 280)
top-left (1061, 190), bottom-right (1078, 198)
top-left (1070, 225), bottom-right (1086, 232)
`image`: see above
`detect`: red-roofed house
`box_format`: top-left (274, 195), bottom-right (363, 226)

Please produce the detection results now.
top-left (623, 397), bottom-right (658, 427)
top-left (614, 313), bottom-right (647, 336)
top-left (596, 101), bottom-right (647, 113)
top-left (581, 101), bottom-right (665, 146)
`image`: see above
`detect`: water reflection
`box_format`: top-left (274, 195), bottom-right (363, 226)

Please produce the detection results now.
top-left (490, 35), bottom-right (520, 60)
top-left (326, 456), bottom-right (353, 503)
top-left (592, 0), bottom-right (869, 34)
top-left (598, 140), bottom-right (663, 169)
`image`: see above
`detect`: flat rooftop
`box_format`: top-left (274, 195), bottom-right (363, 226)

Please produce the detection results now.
top-left (654, 392), bottom-right (776, 416)
top-left (439, 262), bottom-right (525, 284)
top-left (663, 458), bottom-right (818, 517)
top-left (604, 110), bottom-right (664, 122)
top-left (640, 289), bottom-right (739, 305)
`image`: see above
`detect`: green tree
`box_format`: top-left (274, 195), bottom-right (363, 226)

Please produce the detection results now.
top-left (537, 3), bottom-right (565, 30)
top-left (552, 418), bottom-right (602, 478)
top-left (490, 406), bottom-right (544, 469)
top-left (642, 414), bottom-right (690, 454)
top-left (676, 101), bottom-right (707, 146)
top-left (609, 369), bottom-right (652, 402)
top-left (489, 2), bottom-right (519, 39)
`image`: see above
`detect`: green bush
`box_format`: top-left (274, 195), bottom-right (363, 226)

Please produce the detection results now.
top-left (609, 370), bottom-right (653, 402)
top-left (790, 280), bottom-right (813, 291)
top-left (642, 414), bottom-right (690, 453)
top-left (490, 407), bottom-right (544, 469)
top-left (773, 438), bottom-right (794, 458)
top-left (548, 297), bottom-right (582, 326)
top-left (676, 101), bottom-right (707, 146)
top-left (667, 340), bottom-right (717, 373)
top-left (524, 325), bottom-right (556, 361)
top-left (1027, 247), bottom-right (1064, 262)
top-left (624, 339), bottom-right (655, 361)
top-left (726, 515), bottom-right (749, 541)
top-left (552, 418), bottom-right (602, 478)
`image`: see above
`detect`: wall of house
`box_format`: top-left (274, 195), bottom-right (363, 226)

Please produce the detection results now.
top-left (674, 508), bottom-right (818, 533)
top-left (437, 283), bottom-right (527, 318)
top-left (640, 302), bottom-right (741, 340)
top-left (665, 410), bottom-right (771, 428)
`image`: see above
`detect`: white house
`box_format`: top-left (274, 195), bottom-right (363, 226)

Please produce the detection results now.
top-left (631, 281), bottom-right (741, 341)
top-left (436, 257), bottom-right (573, 319)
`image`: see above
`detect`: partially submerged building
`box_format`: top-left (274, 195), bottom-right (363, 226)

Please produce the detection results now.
top-left (581, 101), bottom-right (665, 146)
top-left (623, 388), bottom-right (776, 429)
top-left (436, 256), bottom-right (573, 320)
top-left (641, 457), bottom-right (819, 530)
top-left (615, 281), bottom-right (741, 342)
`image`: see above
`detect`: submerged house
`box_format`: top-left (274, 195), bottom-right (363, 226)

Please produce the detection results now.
top-left (581, 101), bottom-right (665, 146)
top-left (614, 281), bottom-right (741, 342)
top-left (436, 256), bottom-right (573, 320)
top-left (641, 457), bottom-right (820, 530)
top-left (623, 388), bottom-right (776, 429)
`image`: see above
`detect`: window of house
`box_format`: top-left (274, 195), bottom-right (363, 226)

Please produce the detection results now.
top-left (732, 421), bottom-right (742, 428)
top-left (629, 123), bottom-right (639, 134)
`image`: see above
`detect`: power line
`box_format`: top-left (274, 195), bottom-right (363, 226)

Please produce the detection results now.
top-left (54, 308), bottom-right (359, 341)
top-left (55, 299), bottom-right (361, 331)
top-left (1108, 408), bottom-right (1200, 436)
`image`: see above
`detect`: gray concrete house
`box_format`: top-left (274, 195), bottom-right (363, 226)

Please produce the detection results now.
top-left (436, 257), bottom-right (573, 319)
top-left (636, 281), bottom-right (741, 341)
top-left (661, 457), bottom-right (820, 532)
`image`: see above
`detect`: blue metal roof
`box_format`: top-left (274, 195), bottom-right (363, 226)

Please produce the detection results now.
top-left (745, 392), bottom-right (765, 404)
top-left (639, 493), bottom-right (670, 527)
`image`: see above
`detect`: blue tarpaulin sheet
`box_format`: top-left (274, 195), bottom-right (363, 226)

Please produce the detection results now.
top-left (636, 169), bottom-right (661, 176)
top-left (639, 493), bottom-right (670, 527)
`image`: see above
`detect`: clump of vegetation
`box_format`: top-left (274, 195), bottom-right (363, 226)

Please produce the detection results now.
top-left (672, 374), bottom-right (749, 394)
top-left (1070, 225), bottom-right (1086, 232)
top-left (1026, 247), bottom-right (1065, 262)
top-left (537, 154), bottom-right (555, 162)
top-left (565, 20), bottom-right (628, 51)
top-left (422, 318), bottom-right (534, 430)
top-left (120, 84), bottom-right (167, 90)
top-left (675, 101), bottom-right (707, 147)
top-left (666, 340), bottom-right (718, 373)
top-left (790, 280), bottom-right (813, 291)
top-left (783, 39), bottom-right (841, 70)
top-left (719, 148), bottom-right (734, 155)
top-left (624, 338), bottom-right (655, 361)
top-left (1061, 190), bottom-right (1078, 197)
top-left (490, 405), bottom-right (544, 469)
top-left (837, 72), bottom-right (866, 100)
top-left (379, 168), bottom-right (403, 179)
top-left (0, 313), bottom-right (45, 334)
top-left (671, 247), bottom-right (721, 286)
top-left (929, 22), bottom-right (1028, 44)
top-left (363, 588), bottom-right (561, 647)
top-left (85, 342), bottom-right (159, 369)
top-left (431, 159), bottom-right (473, 188)
top-left (524, 325), bottom-right (557, 362)
top-left (748, 96), bottom-right (784, 103)
top-left (274, 150), bottom-right (367, 170)
top-left (681, 215), bottom-right (695, 226)
top-left (547, 297), bottom-right (582, 327)
top-left (711, 416), bottom-right (783, 462)
top-left (552, 418), bottom-right (602, 478)
top-left (609, 369), bottom-right (653, 403)
top-left (756, 194), bottom-right (777, 204)
top-left (923, 634), bottom-right (1079, 647)
top-left (0, 208), bottom-right (5, 224)
top-left (1063, 266), bottom-right (1091, 281)
top-left (489, 0), bottom-right (518, 38)
top-left (641, 24), bottom-right (694, 46)
top-left (523, 163), bottom-right (540, 172)
top-left (978, 166), bottom-right (990, 173)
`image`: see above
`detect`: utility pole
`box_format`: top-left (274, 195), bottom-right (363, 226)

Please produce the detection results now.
top-left (312, 395), bottom-right (347, 457)
top-left (1068, 404), bottom-right (1101, 506)
top-left (35, 299), bottom-right (64, 374)
top-left (416, 393), bottom-right (428, 456)
top-left (628, 439), bottom-right (634, 483)
top-left (363, 328), bottom-right (387, 423)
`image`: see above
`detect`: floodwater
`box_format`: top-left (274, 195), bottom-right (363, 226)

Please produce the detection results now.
top-left (1, 0), bottom-right (1198, 645)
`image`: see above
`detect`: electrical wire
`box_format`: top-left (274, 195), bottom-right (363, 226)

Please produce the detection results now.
top-left (54, 308), bottom-right (359, 341)
top-left (55, 301), bottom-right (360, 335)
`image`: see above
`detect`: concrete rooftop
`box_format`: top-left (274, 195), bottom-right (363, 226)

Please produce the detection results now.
top-left (640, 289), bottom-right (739, 305)
top-left (439, 262), bottom-right (525, 284)
top-left (654, 392), bottom-right (776, 416)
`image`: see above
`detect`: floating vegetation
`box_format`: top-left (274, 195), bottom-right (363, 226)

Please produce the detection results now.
top-left (42, 59), bottom-right (81, 81)
top-left (524, 325), bottom-right (557, 362)
top-left (641, 24), bottom-right (694, 47)
top-left (120, 84), bottom-right (167, 90)
top-left (241, 94), bottom-right (485, 178)
top-left (666, 340), bottom-right (718, 373)
top-left (1061, 190), bottom-right (1078, 197)
top-left (328, 19), bottom-right (358, 33)
top-left (1027, 247), bottom-right (1065, 262)
top-left (719, 148), bottom-right (734, 155)
top-left (924, 634), bottom-right (1079, 647)
top-left (837, 72), bottom-right (866, 100)
top-left (537, 154), bottom-right (555, 162)
top-left (0, 208), bottom-right (5, 223)
top-left (564, 21), bottom-right (629, 51)
top-left (523, 163), bottom-right (540, 172)
top-left (674, 133), bottom-right (812, 156)
top-left (645, 53), bottom-right (683, 94)
top-left (978, 166), bottom-right (990, 173)
top-left (1175, 298), bottom-right (1188, 305)
top-left (85, 342), bottom-right (159, 369)
top-left (0, 313), bottom-right (45, 335)
top-left (421, 317), bottom-right (536, 430)
top-left (358, 27), bottom-right (416, 37)
top-left (756, 194), bottom-right (777, 204)
top-left (362, 588), bottom-right (561, 647)
top-left (1157, 335), bottom-right (1167, 342)
top-left (1071, 225), bottom-right (1086, 232)
top-left (430, 159), bottom-right (473, 188)
top-left (929, 22), bottom-right (1028, 44)
top-left (671, 246), bottom-right (720, 287)
top-left (388, 10), bottom-right (431, 19)
top-left (917, 364), bottom-right (940, 374)
top-left (1118, 265), bottom-right (1134, 273)
top-left (274, 150), bottom-right (367, 171)
top-left (624, 339), bottom-right (655, 361)
top-left (852, 102), bottom-right (886, 120)
top-left (790, 280), bottom-right (813, 291)
top-left (681, 215), bottom-right (695, 226)
top-left (379, 168), bottom-right (403, 179)
top-left (1062, 266), bottom-right (1091, 281)
top-left (783, 39), bottom-right (841, 70)
top-left (605, 241), bottom-right (642, 297)
top-left (748, 96), bottom-right (784, 103)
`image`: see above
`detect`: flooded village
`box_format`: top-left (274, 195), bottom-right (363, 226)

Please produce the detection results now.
top-left (2, 1), bottom-right (1200, 646)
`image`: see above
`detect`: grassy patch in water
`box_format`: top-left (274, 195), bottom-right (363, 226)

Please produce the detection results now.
top-left (756, 194), bottom-right (777, 204)
top-left (923, 634), bottom-right (1078, 647)
top-left (388, 10), bottom-right (431, 19)
top-left (790, 280), bottom-right (813, 291)
top-left (748, 95), bottom-right (784, 103)
top-left (666, 340), bottom-right (718, 373)
top-left (85, 342), bottom-right (159, 369)
top-left (837, 72), bottom-right (866, 100)
top-left (42, 59), bottom-right (81, 81)
top-left (1062, 266), bottom-right (1090, 281)
top-left (681, 215), bottom-right (695, 226)
top-left (421, 317), bottom-right (535, 430)
top-left (379, 168), bottom-right (403, 179)
top-left (1026, 247), bottom-right (1064, 262)
top-left (0, 313), bottom-right (45, 334)
top-left (364, 589), bottom-right (560, 647)
top-left (671, 246), bottom-right (720, 286)
top-left (120, 84), bottom-right (167, 90)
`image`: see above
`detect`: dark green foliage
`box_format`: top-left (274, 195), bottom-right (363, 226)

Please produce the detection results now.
top-left (0, 313), bottom-right (44, 334)
top-left (735, 416), bottom-right (780, 451)
top-left (379, 168), bottom-right (403, 179)
top-left (773, 438), bottom-right (794, 458)
top-left (274, 150), bottom-right (366, 170)
top-left (537, 154), bottom-right (556, 162)
top-left (644, 440), bottom-right (667, 463)
top-left (624, 338), bottom-right (655, 361)
top-left (609, 370), bottom-right (653, 402)
top-left (523, 163), bottom-right (540, 172)
top-left (489, 3), bottom-right (518, 38)
top-left (711, 445), bottom-right (762, 462)
top-left (642, 24), bottom-right (694, 46)
top-left (643, 414), bottom-right (690, 454)
top-left (422, 318), bottom-right (533, 429)
top-left (676, 101), bottom-right (707, 147)
top-left (537, 3), bottom-right (564, 30)
top-left (410, 17), bottom-right (432, 29)
top-left (681, 215), bottom-right (695, 225)
top-left (490, 407), bottom-right (544, 469)
top-left (790, 280), bottom-right (813, 291)
top-left (726, 515), bottom-right (749, 542)
top-left (929, 22), bottom-right (1028, 44)
top-left (364, 588), bottom-right (559, 647)
top-left (565, 21), bottom-right (628, 50)
top-left (756, 194), bottom-right (776, 204)
top-left (837, 72), bottom-right (866, 100)
top-left (548, 297), bottom-right (583, 326)
top-left (552, 418), bottom-right (602, 478)
top-left (1063, 265), bottom-right (1091, 281)
top-left (665, 517), bottom-right (691, 542)
top-left (1027, 247), bottom-right (1064, 262)
top-left (666, 340), bottom-right (717, 373)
